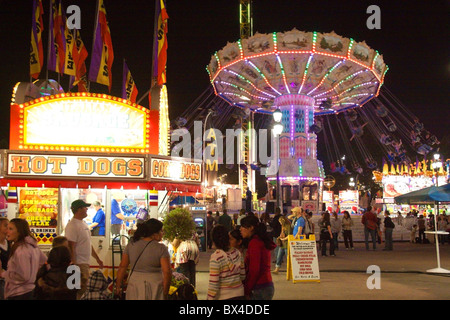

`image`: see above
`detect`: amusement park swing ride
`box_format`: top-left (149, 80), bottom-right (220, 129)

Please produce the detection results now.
top-left (172, 3), bottom-right (446, 213)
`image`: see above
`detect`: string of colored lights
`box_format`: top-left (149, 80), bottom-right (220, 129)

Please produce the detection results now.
top-left (159, 84), bottom-right (170, 156)
top-left (16, 93), bottom-right (151, 154)
top-left (223, 68), bottom-right (277, 99)
top-left (246, 59), bottom-right (282, 95)
top-left (306, 60), bottom-right (344, 96)
top-left (207, 30), bottom-right (388, 114)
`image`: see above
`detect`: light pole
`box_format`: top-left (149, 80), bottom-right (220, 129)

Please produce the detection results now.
top-left (426, 153), bottom-right (450, 274)
top-left (349, 177), bottom-right (355, 190)
top-left (273, 108), bottom-right (283, 211)
top-left (202, 109), bottom-right (216, 207)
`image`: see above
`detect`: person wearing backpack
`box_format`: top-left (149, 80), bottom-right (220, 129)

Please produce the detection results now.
top-left (383, 211), bottom-right (395, 251)
top-left (362, 206), bottom-right (378, 250)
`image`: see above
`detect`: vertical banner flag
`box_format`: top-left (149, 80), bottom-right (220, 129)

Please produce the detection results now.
top-left (69, 29), bottom-right (89, 92)
top-left (122, 60), bottom-right (139, 103)
top-left (48, 0), bottom-right (65, 74)
top-left (73, 29), bottom-right (89, 92)
top-left (154, 0), bottom-right (169, 86)
top-left (64, 23), bottom-right (76, 77)
top-left (89, 0), bottom-right (114, 91)
top-left (30, 0), bottom-right (44, 79)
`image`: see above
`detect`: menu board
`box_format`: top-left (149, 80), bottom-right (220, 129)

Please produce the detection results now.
top-left (287, 235), bottom-right (320, 283)
top-left (19, 188), bottom-right (58, 245)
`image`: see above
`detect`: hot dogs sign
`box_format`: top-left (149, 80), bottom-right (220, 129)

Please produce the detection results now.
top-left (3, 152), bottom-right (202, 184)
top-left (6, 153), bottom-right (145, 179)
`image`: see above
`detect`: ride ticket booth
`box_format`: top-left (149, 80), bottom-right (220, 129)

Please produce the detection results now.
top-left (0, 93), bottom-right (203, 286)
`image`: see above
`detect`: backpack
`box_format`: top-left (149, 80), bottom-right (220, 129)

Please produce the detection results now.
top-left (136, 207), bottom-right (148, 221)
top-left (168, 284), bottom-right (198, 300)
top-left (304, 218), bottom-right (312, 235)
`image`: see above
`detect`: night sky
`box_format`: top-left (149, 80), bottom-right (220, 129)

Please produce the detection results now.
top-left (0, 0), bottom-right (448, 155)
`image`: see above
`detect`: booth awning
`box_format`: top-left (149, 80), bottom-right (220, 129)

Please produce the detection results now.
top-left (394, 183), bottom-right (450, 204)
top-left (0, 178), bottom-right (202, 193)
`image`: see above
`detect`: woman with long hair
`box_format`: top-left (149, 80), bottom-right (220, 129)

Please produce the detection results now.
top-left (115, 219), bottom-right (171, 300)
top-left (320, 212), bottom-right (335, 257)
top-left (207, 225), bottom-right (245, 300)
top-left (34, 245), bottom-right (77, 300)
top-left (240, 215), bottom-right (276, 300)
top-left (0, 218), bottom-right (47, 300)
top-left (273, 215), bottom-right (292, 274)
top-left (342, 211), bottom-right (354, 250)
top-left (0, 217), bottom-right (10, 300)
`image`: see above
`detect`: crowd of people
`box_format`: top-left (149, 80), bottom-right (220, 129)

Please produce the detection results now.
top-left (0, 201), bottom-right (448, 301)
top-left (0, 199), bottom-right (106, 300)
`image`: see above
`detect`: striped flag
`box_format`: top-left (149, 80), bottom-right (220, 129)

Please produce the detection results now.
top-left (48, 0), bottom-right (65, 74)
top-left (30, 0), bottom-right (44, 79)
top-left (89, 0), bottom-right (114, 91)
top-left (154, 0), bottom-right (169, 86)
top-left (7, 187), bottom-right (18, 203)
top-left (122, 60), bottom-right (138, 103)
top-left (148, 190), bottom-right (158, 206)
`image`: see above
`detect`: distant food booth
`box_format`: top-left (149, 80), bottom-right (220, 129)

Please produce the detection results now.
top-left (0, 93), bottom-right (202, 283)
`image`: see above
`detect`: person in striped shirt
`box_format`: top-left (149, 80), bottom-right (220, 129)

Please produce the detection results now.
top-left (207, 225), bottom-right (245, 300)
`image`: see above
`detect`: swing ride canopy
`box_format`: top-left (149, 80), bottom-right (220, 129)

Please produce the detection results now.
top-left (207, 29), bottom-right (388, 115)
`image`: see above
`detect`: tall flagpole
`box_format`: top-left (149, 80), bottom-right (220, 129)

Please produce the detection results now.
top-left (46, 0), bottom-right (53, 83)
top-left (137, 0), bottom-right (159, 107)
top-left (87, 0), bottom-right (100, 93)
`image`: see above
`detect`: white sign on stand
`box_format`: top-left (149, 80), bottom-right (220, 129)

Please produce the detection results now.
top-left (287, 234), bottom-right (320, 283)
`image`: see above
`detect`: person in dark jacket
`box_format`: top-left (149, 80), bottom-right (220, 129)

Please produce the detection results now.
top-left (383, 211), bottom-right (395, 251)
top-left (218, 210), bottom-right (233, 232)
top-left (34, 245), bottom-right (77, 300)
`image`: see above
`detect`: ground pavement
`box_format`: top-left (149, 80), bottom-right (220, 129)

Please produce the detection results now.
top-left (194, 241), bottom-right (450, 300)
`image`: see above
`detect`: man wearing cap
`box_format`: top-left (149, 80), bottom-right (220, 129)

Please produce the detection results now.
top-left (65, 199), bottom-right (104, 299)
top-left (292, 207), bottom-right (306, 238)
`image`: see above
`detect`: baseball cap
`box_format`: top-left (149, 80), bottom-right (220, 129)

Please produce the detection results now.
top-left (71, 199), bottom-right (91, 211)
top-left (291, 207), bottom-right (302, 213)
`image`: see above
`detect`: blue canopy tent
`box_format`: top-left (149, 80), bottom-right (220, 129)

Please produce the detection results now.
top-left (170, 195), bottom-right (199, 206)
top-left (395, 183), bottom-right (450, 274)
top-left (394, 183), bottom-right (450, 204)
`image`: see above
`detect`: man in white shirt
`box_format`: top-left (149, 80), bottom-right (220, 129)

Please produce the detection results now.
top-left (65, 199), bottom-right (104, 299)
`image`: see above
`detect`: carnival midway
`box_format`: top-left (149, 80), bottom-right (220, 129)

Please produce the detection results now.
top-left (0, 0), bottom-right (449, 305)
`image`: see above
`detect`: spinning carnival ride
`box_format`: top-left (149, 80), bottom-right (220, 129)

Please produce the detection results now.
top-left (206, 29), bottom-right (389, 210)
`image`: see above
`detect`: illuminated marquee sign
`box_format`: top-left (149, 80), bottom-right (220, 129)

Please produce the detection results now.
top-left (382, 175), bottom-right (433, 198)
top-left (10, 93), bottom-right (156, 154)
top-left (339, 190), bottom-right (359, 214)
top-left (7, 153), bottom-right (145, 179)
top-left (150, 158), bottom-right (201, 183)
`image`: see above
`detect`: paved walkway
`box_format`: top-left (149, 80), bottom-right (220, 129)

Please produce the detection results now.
top-left (194, 241), bottom-right (450, 300)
